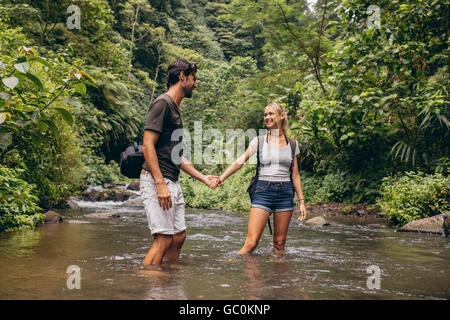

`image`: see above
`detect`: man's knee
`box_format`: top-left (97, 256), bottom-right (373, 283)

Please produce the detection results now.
top-left (273, 238), bottom-right (286, 252)
top-left (154, 234), bottom-right (173, 250)
top-left (172, 231), bottom-right (186, 248)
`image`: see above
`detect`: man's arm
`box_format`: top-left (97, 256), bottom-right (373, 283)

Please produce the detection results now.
top-left (142, 130), bottom-right (172, 210)
top-left (180, 156), bottom-right (220, 188)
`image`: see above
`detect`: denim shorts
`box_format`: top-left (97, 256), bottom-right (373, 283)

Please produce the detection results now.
top-left (251, 180), bottom-right (294, 214)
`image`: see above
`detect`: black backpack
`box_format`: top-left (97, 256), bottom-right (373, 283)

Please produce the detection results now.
top-left (119, 142), bottom-right (144, 179)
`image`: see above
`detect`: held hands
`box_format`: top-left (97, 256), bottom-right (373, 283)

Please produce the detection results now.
top-left (204, 175), bottom-right (223, 190)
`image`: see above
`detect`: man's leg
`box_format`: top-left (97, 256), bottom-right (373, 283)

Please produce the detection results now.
top-left (143, 234), bottom-right (173, 267)
top-left (165, 181), bottom-right (186, 261)
top-left (165, 230), bottom-right (186, 261)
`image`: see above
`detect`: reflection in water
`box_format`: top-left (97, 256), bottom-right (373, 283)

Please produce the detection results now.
top-left (241, 255), bottom-right (311, 300)
top-left (139, 262), bottom-right (188, 300)
top-left (242, 255), bottom-right (264, 300)
top-left (0, 204), bottom-right (449, 300)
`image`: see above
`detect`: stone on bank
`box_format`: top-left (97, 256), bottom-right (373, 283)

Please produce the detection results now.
top-left (44, 210), bottom-right (63, 224)
top-left (303, 216), bottom-right (330, 227)
top-left (397, 212), bottom-right (449, 236)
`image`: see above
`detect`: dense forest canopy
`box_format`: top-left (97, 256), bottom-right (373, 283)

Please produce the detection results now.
top-left (0, 0), bottom-right (448, 231)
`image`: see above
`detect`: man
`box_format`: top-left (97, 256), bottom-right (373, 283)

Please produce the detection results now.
top-left (140, 58), bottom-right (220, 267)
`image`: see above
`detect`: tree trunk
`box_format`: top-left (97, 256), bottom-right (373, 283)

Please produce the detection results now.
top-left (128, 6), bottom-right (140, 79)
top-left (150, 45), bottom-right (161, 103)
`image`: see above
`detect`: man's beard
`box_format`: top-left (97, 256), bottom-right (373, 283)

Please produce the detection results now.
top-left (184, 86), bottom-right (194, 98)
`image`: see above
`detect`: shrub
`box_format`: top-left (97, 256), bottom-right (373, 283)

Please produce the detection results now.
top-left (7, 123), bottom-right (85, 209)
top-left (377, 172), bottom-right (450, 226)
top-left (0, 165), bottom-right (43, 232)
top-left (300, 171), bottom-right (380, 204)
top-left (341, 205), bottom-right (356, 215)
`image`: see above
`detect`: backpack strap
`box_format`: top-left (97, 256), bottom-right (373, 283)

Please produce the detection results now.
top-left (287, 137), bottom-right (296, 181)
top-left (255, 135), bottom-right (272, 235)
top-left (256, 135), bottom-right (264, 176)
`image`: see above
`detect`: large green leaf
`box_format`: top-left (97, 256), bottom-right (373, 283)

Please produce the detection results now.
top-left (42, 119), bottom-right (59, 137)
top-left (2, 77), bottom-right (19, 90)
top-left (0, 132), bottom-right (12, 150)
top-left (14, 62), bottom-right (30, 74)
top-left (25, 73), bottom-right (43, 91)
top-left (29, 57), bottom-right (52, 69)
top-left (73, 83), bottom-right (87, 96)
top-left (53, 107), bottom-right (74, 127)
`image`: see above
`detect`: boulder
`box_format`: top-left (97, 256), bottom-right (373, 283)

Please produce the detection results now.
top-left (303, 216), bottom-right (330, 227)
top-left (103, 182), bottom-right (127, 189)
top-left (66, 199), bottom-right (80, 210)
top-left (44, 210), bottom-right (63, 224)
top-left (123, 197), bottom-right (144, 207)
top-left (84, 212), bottom-right (120, 219)
top-left (82, 188), bottom-right (134, 202)
top-left (398, 213), bottom-right (449, 236)
top-left (127, 181), bottom-right (140, 191)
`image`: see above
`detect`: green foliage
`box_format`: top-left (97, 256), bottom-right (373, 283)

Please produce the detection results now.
top-left (0, 0), bottom-right (448, 232)
top-left (0, 31), bottom-right (94, 154)
top-left (341, 204), bottom-right (356, 215)
top-left (377, 172), bottom-right (450, 226)
top-left (307, 0), bottom-right (449, 172)
top-left (80, 155), bottom-right (125, 186)
top-left (300, 171), bottom-right (381, 204)
top-left (0, 165), bottom-right (43, 232)
top-left (2, 120), bottom-right (85, 209)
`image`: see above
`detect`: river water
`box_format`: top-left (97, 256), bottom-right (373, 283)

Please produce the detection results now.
top-left (0, 200), bottom-right (449, 300)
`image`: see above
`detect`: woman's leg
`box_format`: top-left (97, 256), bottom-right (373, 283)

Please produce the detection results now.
top-left (238, 208), bottom-right (270, 255)
top-left (272, 210), bottom-right (293, 255)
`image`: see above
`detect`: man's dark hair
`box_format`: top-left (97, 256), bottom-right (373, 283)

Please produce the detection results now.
top-left (166, 58), bottom-right (197, 89)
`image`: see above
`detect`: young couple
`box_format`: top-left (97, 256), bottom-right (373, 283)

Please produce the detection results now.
top-left (140, 59), bottom-right (307, 268)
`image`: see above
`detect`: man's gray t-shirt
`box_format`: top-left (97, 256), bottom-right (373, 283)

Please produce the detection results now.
top-left (142, 93), bottom-right (183, 182)
top-left (249, 135), bottom-right (300, 182)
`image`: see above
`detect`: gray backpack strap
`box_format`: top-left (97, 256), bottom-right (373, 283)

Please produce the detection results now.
top-left (256, 135), bottom-right (264, 173)
top-left (288, 137), bottom-right (296, 180)
top-left (256, 135), bottom-right (272, 235)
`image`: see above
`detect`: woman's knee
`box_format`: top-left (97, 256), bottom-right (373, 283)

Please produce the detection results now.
top-left (244, 238), bottom-right (259, 252)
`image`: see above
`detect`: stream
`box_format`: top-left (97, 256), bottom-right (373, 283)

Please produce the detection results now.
top-left (0, 199), bottom-right (449, 300)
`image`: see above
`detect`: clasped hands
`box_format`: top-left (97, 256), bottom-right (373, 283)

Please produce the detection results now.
top-left (204, 175), bottom-right (223, 190)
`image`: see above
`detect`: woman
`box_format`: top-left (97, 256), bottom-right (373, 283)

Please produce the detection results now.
top-left (218, 102), bottom-right (307, 255)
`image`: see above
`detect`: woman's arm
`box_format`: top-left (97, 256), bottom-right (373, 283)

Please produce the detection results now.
top-left (180, 156), bottom-right (219, 188)
top-left (291, 157), bottom-right (307, 221)
top-left (219, 145), bottom-right (256, 183)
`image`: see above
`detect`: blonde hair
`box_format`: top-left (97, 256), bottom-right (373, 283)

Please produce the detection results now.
top-left (265, 102), bottom-right (288, 136)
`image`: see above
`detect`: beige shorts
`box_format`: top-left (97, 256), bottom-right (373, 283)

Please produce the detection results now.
top-left (140, 171), bottom-right (186, 236)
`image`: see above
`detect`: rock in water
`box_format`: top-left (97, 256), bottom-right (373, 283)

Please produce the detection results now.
top-left (44, 210), bottom-right (63, 224)
top-left (303, 216), bottom-right (330, 227)
top-left (85, 188), bottom-right (134, 202)
top-left (127, 181), bottom-right (140, 191)
top-left (84, 212), bottom-right (120, 219)
top-left (123, 197), bottom-right (144, 207)
top-left (398, 212), bottom-right (449, 236)
top-left (66, 199), bottom-right (80, 210)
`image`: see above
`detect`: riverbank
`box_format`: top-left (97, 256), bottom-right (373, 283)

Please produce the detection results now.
top-left (300, 202), bottom-right (385, 219)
